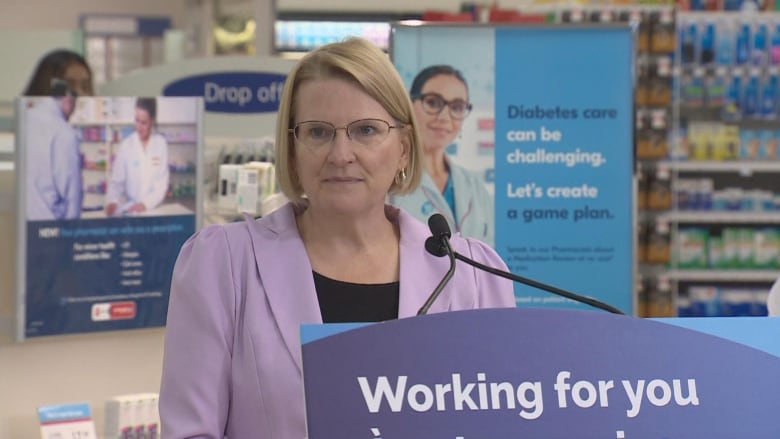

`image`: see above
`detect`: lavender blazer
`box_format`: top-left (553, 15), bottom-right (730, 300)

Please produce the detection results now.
top-left (159, 203), bottom-right (515, 438)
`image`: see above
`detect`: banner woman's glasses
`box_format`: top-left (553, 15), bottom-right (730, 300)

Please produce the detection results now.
top-left (413, 93), bottom-right (472, 119)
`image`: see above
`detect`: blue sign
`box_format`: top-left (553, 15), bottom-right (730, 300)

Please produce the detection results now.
top-left (163, 72), bottom-right (286, 113)
top-left (24, 216), bottom-right (194, 337)
top-left (391, 25), bottom-right (634, 313)
top-left (17, 96), bottom-right (202, 340)
top-left (38, 402), bottom-right (92, 423)
top-left (302, 308), bottom-right (780, 438)
top-left (494, 27), bottom-right (634, 313)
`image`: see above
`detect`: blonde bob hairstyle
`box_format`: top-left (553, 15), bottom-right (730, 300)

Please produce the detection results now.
top-left (275, 37), bottom-right (423, 206)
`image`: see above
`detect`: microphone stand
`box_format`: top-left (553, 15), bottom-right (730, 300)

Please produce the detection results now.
top-left (417, 237), bottom-right (456, 316)
top-left (452, 252), bottom-right (625, 315)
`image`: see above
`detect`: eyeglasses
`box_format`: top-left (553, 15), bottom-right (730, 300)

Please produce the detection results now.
top-left (289, 119), bottom-right (402, 150)
top-left (412, 93), bottom-right (472, 119)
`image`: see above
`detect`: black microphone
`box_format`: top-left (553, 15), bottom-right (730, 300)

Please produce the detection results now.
top-left (424, 213), bottom-right (451, 256)
top-left (424, 214), bottom-right (625, 315)
top-left (418, 214), bottom-right (456, 316)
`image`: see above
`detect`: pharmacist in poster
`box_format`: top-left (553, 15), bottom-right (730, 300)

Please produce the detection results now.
top-left (105, 97), bottom-right (170, 216)
top-left (25, 86), bottom-right (83, 220)
top-left (390, 65), bottom-right (494, 246)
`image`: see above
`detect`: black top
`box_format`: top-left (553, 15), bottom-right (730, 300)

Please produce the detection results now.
top-left (313, 271), bottom-right (399, 323)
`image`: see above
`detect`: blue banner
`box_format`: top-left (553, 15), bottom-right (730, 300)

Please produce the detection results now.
top-left (163, 72), bottom-right (286, 113)
top-left (25, 216), bottom-right (193, 337)
top-left (391, 25), bottom-right (634, 313)
top-left (17, 96), bottom-right (202, 338)
top-left (302, 309), bottom-right (780, 438)
top-left (494, 27), bottom-right (634, 312)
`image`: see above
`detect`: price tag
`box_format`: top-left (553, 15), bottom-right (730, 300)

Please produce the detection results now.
top-left (38, 402), bottom-right (97, 439)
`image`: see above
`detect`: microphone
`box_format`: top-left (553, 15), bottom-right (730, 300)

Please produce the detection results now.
top-left (417, 215), bottom-right (456, 316)
top-left (424, 213), bottom-right (451, 257)
top-left (424, 214), bottom-right (625, 315)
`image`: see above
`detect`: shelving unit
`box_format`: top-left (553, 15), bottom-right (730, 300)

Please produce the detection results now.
top-left (661, 10), bottom-right (780, 318)
top-left (553, 4), bottom-right (678, 317)
top-left (663, 211), bottom-right (780, 222)
top-left (665, 159), bottom-right (780, 171)
top-left (667, 269), bottom-right (779, 281)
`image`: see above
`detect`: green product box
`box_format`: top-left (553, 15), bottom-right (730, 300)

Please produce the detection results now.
top-left (721, 227), bottom-right (740, 269)
top-left (737, 228), bottom-right (755, 269)
top-left (677, 228), bottom-right (709, 269)
top-left (708, 236), bottom-right (724, 269)
top-left (753, 228), bottom-right (780, 269)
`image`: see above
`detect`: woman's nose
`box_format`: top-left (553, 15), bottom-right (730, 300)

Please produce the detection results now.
top-left (326, 130), bottom-right (356, 164)
top-left (435, 107), bottom-right (452, 121)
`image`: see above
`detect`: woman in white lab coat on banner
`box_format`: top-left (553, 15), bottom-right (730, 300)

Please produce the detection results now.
top-left (390, 65), bottom-right (494, 247)
top-left (105, 97), bottom-right (169, 216)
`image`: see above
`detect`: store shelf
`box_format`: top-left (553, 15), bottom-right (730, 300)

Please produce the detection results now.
top-left (661, 212), bottom-right (780, 223)
top-left (667, 269), bottom-right (779, 282)
top-left (664, 160), bottom-right (780, 173)
top-left (679, 105), bottom-right (780, 126)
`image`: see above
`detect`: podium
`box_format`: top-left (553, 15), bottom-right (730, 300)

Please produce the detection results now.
top-left (302, 308), bottom-right (780, 438)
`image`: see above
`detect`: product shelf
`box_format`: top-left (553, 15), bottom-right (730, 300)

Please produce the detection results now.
top-left (665, 10), bottom-right (780, 318)
top-left (662, 211), bottom-right (780, 223)
top-left (665, 160), bottom-right (780, 172)
top-left (667, 269), bottom-right (780, 282)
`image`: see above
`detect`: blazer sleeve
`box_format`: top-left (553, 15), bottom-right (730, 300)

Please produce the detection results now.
top-left (461, 237), bottom-right (516, 309)
top-left (160, 225), bottom-right (237, 439)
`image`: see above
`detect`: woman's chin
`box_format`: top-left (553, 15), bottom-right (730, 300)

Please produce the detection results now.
top-left (424, 143), bottom-right (450, 155)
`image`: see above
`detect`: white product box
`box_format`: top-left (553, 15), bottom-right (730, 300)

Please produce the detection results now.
top-left (236, 161), bottom-right (275, 215)
top-left (104, 393), bottom-right (160, 439)
top-left (218, 163), bottom-right (242, 213)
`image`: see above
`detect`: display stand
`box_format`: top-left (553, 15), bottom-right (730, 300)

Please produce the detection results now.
top-left (15, 96), bottom-right (203, 340)
top-left (391, 24), bottom-right (635, 313)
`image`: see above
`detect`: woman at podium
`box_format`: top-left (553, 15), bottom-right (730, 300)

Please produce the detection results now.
top-left (159, 37), bottom-right (515, 439)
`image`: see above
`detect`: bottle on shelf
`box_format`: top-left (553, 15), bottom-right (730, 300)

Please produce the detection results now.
top-left (736, 21), bottom-right (751, 65)
top-left (770, 21), bottom-right (780, 65)
top-left (701, 20), bottom-right (716, 65)
top-left (761, 67), bottom-right (779, 119)
top-left (723, 67), bottom-right (743, 121)
top-left (751, 22), bottom-right (768, 66)
top-left (716, 17), bottom-right (735, 65)
top-left (743, 67), bottom-right (760, 117)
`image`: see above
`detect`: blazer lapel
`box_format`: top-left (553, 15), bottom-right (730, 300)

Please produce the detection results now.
top-left (243, 206), bottom-right (322, 373)
top-left (242, 204), bottom-right (452, 371)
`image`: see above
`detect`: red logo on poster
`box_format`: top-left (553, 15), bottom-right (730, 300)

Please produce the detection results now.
top-left (110, 302), bottom-right (137, 320)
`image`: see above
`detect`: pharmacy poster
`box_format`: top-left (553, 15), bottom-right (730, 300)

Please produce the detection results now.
top-left (391, 25), bottom-right (634, 313)
top-left (15, 96), bottom-right (202, 339)
top-left (302, 308), bottom-right (780, 438)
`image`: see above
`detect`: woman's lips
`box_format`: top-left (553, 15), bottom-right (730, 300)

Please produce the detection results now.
top-left (427, 126), bottom-right (451, 136)
top-left (324, 176), bottom-right (362, 183)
